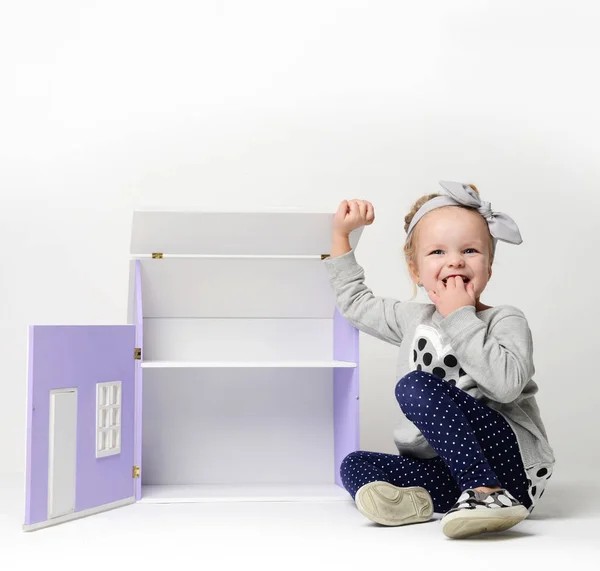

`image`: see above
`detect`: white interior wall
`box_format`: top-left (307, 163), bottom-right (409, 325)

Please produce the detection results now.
top-left (141, 318), bottom-right (334, 362)
top-left (141, 367), bottom-right (334, 485)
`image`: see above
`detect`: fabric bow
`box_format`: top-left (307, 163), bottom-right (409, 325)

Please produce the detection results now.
top-left (406, 181), bottom-right (523, 245)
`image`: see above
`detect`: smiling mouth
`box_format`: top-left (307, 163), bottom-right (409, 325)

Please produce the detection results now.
top-left (442, 276), bottom-right (470, 284)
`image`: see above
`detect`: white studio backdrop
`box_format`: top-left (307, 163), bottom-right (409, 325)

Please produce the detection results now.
top-left (1, 0), bottom-right (599, 483)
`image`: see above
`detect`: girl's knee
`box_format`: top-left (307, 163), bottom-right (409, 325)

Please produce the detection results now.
top-left (395, 371), bottom-right (442, 412)
top-left (339, 450), bottom-right (368, 492)
top-left (341, 450), bottom-right (362, 467)
top-left (339, 450), bottom-right (365, 476)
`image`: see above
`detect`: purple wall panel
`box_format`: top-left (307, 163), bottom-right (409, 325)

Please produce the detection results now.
top-left (134, 260), bottom-right (143, 500)
top-left (25, 325), bottom-right (136, 526)
top-left (333, 309), bottom-right (359, 487)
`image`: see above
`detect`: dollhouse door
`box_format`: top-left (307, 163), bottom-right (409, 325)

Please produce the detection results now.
top-left (24, 325), bottom-right (137, 531)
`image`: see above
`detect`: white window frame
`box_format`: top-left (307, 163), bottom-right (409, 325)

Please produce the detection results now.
top-left (96, 381), bottom-right (122, 458)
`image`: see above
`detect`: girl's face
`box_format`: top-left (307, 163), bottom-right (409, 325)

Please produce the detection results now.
top-left (409, 206), bottom-right (493, 301)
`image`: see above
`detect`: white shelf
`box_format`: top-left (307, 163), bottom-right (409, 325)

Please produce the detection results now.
top-left (139, 484), bottom-right (351, 503)
top-left (140, 360), bottom-right (357, 369)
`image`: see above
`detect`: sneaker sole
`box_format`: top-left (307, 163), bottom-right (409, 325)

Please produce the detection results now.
top-left (354, 482), bottom-right (434, 526)
top-left (442, 505), bottom-right (529, 539)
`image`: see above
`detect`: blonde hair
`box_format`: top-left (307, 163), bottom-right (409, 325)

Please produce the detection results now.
top-left (403, 184), bottom-right (496, 300)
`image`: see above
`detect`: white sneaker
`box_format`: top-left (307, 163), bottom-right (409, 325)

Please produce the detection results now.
top-left (441, 488), bottom-right (529, 539)
top-left (354, 482), bottom-right (434, 526)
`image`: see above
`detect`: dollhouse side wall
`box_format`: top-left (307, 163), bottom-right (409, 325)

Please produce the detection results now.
top-left (333, 310), bottom-right (360, 487)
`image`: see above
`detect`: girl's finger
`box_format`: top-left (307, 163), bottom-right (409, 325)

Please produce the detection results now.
top-left (469, 282), bottom-right (476, 298)
top-left (358, 201), bottom-right (367, 220)
top-left (336, 200), bottom-right (349, 217)
top-left (365, 202), bottom-right (375, 224)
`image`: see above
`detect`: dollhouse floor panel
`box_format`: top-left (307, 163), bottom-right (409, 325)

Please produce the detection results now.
top-left (139, 483), bottom-right (351, 503)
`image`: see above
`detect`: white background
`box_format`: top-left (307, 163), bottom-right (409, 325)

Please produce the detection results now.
top-left (1, 0), bottom-right (599, 487)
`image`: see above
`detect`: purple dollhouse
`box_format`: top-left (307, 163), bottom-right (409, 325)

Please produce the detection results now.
top-left (24, 210), bottom-right (363, 531)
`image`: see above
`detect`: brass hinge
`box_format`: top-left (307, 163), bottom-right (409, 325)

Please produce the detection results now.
top-left (133, 465), bottom-right (140, 478)
top-left (320, 254), bottom-right (330, 260)
top-left (152, 252), bottom-right (163, 259)
top-left (134, 348), bottom-right (141, 360)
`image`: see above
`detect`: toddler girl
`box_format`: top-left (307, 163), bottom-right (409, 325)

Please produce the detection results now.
top-left (323, 181), bottom-right (555, 539)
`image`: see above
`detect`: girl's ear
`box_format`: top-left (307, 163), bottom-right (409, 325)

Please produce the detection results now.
top-left (408, 261), bottom-right (420, 285)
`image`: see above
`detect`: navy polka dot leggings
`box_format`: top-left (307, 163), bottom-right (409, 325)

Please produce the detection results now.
top-left (340, 371), bottom-right (532, 513)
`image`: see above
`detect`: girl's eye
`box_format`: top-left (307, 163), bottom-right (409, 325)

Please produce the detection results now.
top-left (429, 249), bottom-right (478, 255)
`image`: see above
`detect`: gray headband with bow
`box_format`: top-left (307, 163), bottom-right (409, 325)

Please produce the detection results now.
top-left (406, 181), bottom-right (523, 246)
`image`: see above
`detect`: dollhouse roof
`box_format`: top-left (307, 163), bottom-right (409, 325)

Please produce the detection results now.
top-left (130, 210), bottom-right (363, 256)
